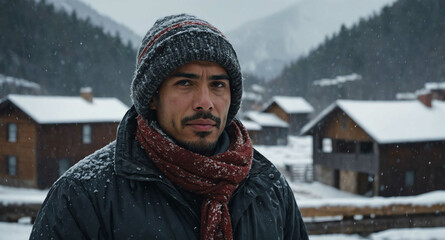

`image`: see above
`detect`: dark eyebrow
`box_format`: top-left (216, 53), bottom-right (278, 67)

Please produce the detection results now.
top-left (170, 72), bottom-right (230, 81)
top-left (210, 74), bottom-right (230, 81)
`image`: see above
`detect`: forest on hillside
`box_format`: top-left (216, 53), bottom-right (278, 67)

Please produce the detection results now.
top-left (2, 0), bottom-right (444, 113)
top-left (0, 0), bottom-right (136, 104)
top-left (268, 0), bottom-right (445, 112)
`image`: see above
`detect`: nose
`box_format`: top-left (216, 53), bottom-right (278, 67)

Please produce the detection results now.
top-left (193, 85), bottom-right (214, 111)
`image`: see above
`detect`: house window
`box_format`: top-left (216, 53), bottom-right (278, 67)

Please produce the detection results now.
top-left (82, 125), bottom-right (92, 144)
top-left (360, 141), bottom-right (374, 154)
top-left (58, 159), bottom-right (71, 177)
top-left (8, 123), bottom-right (17, 142)
top-left (322, 138), bottom-right (332, 153)
top-left (405, 170), bottom-right (415, 187)
top-left (7, 155), bottom-right (17, 176)
top-left (335, 140), bottom-right (356, 153)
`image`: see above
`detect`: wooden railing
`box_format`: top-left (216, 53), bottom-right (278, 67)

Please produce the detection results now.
top-left (0, 202), bottom-right (40, 223)
top-left (1, 197), bottom-right (444, 235)
top-left (301, 201), bottom-right (445, 235)
top-left (314, 152), bottom-right (378, 174)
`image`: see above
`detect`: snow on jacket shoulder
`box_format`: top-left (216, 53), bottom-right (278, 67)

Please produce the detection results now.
top-left (30, 107), bottom-right (308, 240)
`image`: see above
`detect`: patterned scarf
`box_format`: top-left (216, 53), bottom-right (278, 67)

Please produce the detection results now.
top-left (136, 115), bottom-right (253, 240)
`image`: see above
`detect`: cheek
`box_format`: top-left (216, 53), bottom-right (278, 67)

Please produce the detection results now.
top-left (159, 96), bottom-right (188, 118)
top-left (170, 96), bottom-right (190, 111)
top-left (218, 95), bottom-right (231, 112)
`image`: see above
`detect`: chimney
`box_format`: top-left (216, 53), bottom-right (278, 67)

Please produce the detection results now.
top-left (80, 87), bottom-right (93, 103)
top-left (417, 91), bottom-right (432, 108)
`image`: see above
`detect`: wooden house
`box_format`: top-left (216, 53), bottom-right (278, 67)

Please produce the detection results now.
top-left (262, 96), bottom-right (314, 135)
top-left (425, 82), bottom-right (445, 101)
top-left (241, 91), bottom-right (263, 112)
top-left (301, 99), bottom-right (445, 197)
top-left (0, 93), bottom-right (128, 189)
top-left (243, 111), bottom-right (289, 145)
top-left (240, 119), bottom-right (262, 145)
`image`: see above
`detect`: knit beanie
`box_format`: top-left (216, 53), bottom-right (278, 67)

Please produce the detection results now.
top-left (131, 14), bottom-right (243, 126)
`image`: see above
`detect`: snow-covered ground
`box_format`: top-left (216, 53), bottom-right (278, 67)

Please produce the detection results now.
top-left (2, 222), bottom-right (444, 240)
top-left (0, 185), bottom-right (47, 205)
top-left (0, 222), bottom-right (33, 240)
top-left (1, 136), bottom-right (445, 239)
top-left (256, 135), bottom-right (313, 167)
top-left (311, 228), bottom-right (445, 240)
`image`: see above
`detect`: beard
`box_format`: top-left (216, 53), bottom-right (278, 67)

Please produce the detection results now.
top-left (176, 132), bottom-right (218, 156)
top-left (176, 111), bottom-right (223, 155)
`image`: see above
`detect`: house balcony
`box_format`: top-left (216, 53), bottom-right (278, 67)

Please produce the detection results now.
top-left (313, 151), bottom-right (378, 174)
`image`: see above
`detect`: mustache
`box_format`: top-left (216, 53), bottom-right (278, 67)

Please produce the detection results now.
top-left (181, 112), bottom-right (221, 129)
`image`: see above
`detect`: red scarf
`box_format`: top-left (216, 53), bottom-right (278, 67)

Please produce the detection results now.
top-left (136, 115), bottom-right (253, 240)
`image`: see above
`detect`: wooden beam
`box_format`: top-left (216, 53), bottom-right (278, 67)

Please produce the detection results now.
top-left (0, 203), bottom-right (40, 223)
top-left (301, 203), bottom-right (445, 217)
top-left (306, 213), bottom-right (445, 235)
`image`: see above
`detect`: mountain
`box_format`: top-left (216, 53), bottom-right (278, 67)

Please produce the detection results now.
top-left (0, 0), bottom-right (136, 104)
top-left (34, 0), bottom-right (142, 48)
top-left (227, 0), bottom-right (397, 80)
top-left (268, 0), bottom-right (445, 113)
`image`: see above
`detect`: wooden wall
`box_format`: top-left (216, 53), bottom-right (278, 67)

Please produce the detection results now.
top-left (36, 122), bottom-right (119, 188)
top-left (246, 130), bottom-right (261, 145)
top-left (311, 109), bottom-right (379, 196)
top-left (264, 103), bottom-right (289, 122)
top-left (264, 103), bottom-right (310, 135)
top-left (322, 109), bottom-right (372, 141)
top-left (378, 141), bottom-right (445, 197)
top-left (254, 126), bottom-right (288, 145)
top-left (0, 105), bottom-right (37, 188)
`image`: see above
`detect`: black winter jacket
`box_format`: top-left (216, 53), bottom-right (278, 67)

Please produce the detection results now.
top-left (30, 107), bottom-right (308, 240)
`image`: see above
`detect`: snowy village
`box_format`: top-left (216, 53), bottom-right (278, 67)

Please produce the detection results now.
top-left (1, 0), bottom-right (445, 239)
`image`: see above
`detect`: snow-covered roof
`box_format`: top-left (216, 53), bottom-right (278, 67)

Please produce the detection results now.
top-left (242, 91), bottom-right (262, 101)
top-left (263, 96), bottom-right (314, 114)
top-left (395, 92), bottom-right (417, 100)
top-left (2, 94), bottom-right (129, 124)
top-left (301, 100), bottom-right (445, 144)
top-left (244, 111), bottom-right (289, 128)
top-left (425, 82), bottom-right (445, 90)
top-left (240, 119), bottom-right (262, 131)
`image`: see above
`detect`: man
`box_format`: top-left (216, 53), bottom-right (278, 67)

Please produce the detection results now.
top-left (30, 14), bottom-right (308, 240)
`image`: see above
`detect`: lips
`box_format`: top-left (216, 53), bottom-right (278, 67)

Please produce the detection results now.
top-left (186, 119), bottom-right (217, 131)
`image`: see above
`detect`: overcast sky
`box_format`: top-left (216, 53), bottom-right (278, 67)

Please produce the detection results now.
top-left (79, 0), bottom-right (302, 35)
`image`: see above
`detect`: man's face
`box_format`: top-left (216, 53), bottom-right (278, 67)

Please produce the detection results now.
top-left (150, 61), bottom-right (231, 155)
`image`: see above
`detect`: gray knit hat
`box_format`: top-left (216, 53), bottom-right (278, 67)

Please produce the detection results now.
top-left (131, 14), bottom-right (242, 126)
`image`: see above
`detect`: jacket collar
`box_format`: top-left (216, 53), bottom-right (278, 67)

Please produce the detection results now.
top-left (114, 106), bottom-right (163, 180)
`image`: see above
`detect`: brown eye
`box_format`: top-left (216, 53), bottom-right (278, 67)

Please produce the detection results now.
top-left (211, 81), bottom-right (226, 88)
top-left (175, 80), bottom-right (192, 86)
